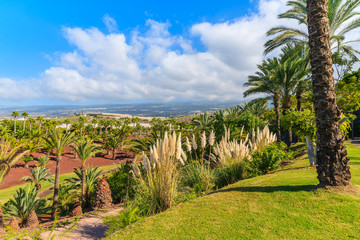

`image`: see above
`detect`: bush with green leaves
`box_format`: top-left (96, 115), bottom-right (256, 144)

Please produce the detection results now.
top-left (3, 185), bottom-right (50, 225)
top-left (213, 160), bottom-right (249, 188)
top-left (57, 184), bottom-right (79, 216)
top-left (66, 166), bottom-right (102, 207)
top-left (250, 144), bottom-right (287, 175)
top-left (20, 166), bottom-right (54, 192)
top-left (107, 161), bottom-right (135, 203)
top-left (104, 204), bottom-right (142, 236)
top-left (181, 162), bottom-right (214, 195)
top-left (36, 155), bottom-right (50, 167)
top-left (22, 155), bottom-right (33, 168)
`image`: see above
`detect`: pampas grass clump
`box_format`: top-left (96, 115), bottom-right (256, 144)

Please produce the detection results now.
top-left (132, 132), bottom-right (186, 215)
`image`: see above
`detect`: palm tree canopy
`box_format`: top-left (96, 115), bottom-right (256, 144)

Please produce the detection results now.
top-left (265, 0), bottom-right (360, 56)
top-left (0, 142), bottom-right (29, 184)
top-left (20, 166), bottom-right (54, 185)
top-left (71, 139), bottom-right (103, 165)
top-left (43, 129), bottom-right (75, 156)
top-left (11, 111), bottom-right (20, 117)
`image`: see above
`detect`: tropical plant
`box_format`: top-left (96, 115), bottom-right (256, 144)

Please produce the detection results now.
top-left (0, 126), bottom-right (9, 144)
top-left (250, 144), bottom-right (287, 175)
top-left (36, 116), bottom-right (44, 132)
top-left (37, 155), bottom-right (50, 167)
top-left (192, 112), bottom-right (214, 133)
top-left (66, 166), bottom-right (103, 207)
top-left (57, 184), bottom-right (79, 216)
top-left (132, 132), bottom-right (186, 215)
top-left (64, 118), bottom-right (71, 132)
top-left (21, 155), bottom-right (33, 169)
top-left (43, 129), bottom-right (75, 219)
top-left (70, 139), bottom-right (103, 206)
top-left (20, 166), bottom-right (54, 192)
top-left (104, 204), bottom-right (142, 236)
top-left (181, 162), bottom-right (214, 195)
top-left (20, 112), bottom-right (28, 133)
top-left (28, 117), bottom-right (35, 133)
top-left (307, 0), bottom-right (351, 186)
top-left (2, 185), bottom-right (50, 225)
top-left (244, 58), bottom-right (282, 142)
top-left (11, 111), bottom-right (20, 134)
top-left (107, 161), bottom-right (136, 203)
top-left (265, 0), bottom-right (360, 59)
top-left (105, 136), bottom-right (122, 160)
top-left (0, 142), bottom-right (29, 184)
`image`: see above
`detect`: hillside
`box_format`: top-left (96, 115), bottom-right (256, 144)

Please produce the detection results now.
top-left (107, 142), bottom-right (360, 240)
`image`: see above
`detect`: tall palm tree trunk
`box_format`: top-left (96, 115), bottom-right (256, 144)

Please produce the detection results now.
top-left (51, 155), bottom-right (61, 219)
top-left (29, 122), bottom-right (32, 132)
top-left (274, 93), bottom-right (281, 142)
top-left (282, 95), bottom-right (292, 147)
top-left (296, 91), bottom-right (303, 111)
top-left (23, 119), bottom-right (26, 133)
top-left (307, 0), bottom-right (350, 186)
top-left (14, 118), bottom-right (17, 134)
top-left (81, 165), bottom-right (86, 209)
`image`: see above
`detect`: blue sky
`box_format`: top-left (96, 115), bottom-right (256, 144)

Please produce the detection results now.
top-left (0, 0), bottom-right (290, 106)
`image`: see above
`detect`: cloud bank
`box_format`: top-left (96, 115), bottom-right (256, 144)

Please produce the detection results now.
top-left (2, 0), bottom-right (292, 103)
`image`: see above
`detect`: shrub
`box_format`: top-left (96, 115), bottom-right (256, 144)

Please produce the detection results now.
top-left (213, 160), bottom-right (248, 188)
top-left (132, 132), bottom-right (186, 216)
top-left (22, 155), bottom-right (33, 168)
top-left (37, 155), bottom-right (50, 167)
top-left (181, 162), bottom-right (214, 195)
top-left (250, 144), bottom-right (287, 175)
top-left (66, 166), bottom-right (102, 207)
top-left (3, 185), bottom-right (50, 225)
top-left (104, 204), bottom-right (142, 236)
top-left (57, 184), bottom-right (79, 216)
top-left (107, 161), bottom-right (135, 203)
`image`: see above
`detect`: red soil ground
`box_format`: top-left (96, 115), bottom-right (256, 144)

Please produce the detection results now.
top-left (0, 146), bottom-right (134, 190)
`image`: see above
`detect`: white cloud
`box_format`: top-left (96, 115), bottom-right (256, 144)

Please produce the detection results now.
top-left (12, 0), bottom-right (358, 103)
top-left (0, 78), bottom-right (38, 101)
top-left (102, 14), bottom-right (118, 33)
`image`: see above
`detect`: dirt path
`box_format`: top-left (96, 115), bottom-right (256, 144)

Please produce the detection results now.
top-left (40, 207), bottom-right (123, 240)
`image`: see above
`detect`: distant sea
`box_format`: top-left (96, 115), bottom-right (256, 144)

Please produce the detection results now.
top-left (0, 102), bottom-right (240, 118)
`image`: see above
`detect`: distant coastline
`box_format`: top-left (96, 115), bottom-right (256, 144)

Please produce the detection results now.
top-left (0, 102), bottom-right (239, 118)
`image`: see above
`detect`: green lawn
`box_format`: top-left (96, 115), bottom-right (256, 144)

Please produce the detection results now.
top-left (0, 164), bottom-right (117, 203)
top-left (108, 142), bottom-right (360, 240)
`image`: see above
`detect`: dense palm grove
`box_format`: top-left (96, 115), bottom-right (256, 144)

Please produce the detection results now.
top-left (0, 0), bottom-right (360, 237)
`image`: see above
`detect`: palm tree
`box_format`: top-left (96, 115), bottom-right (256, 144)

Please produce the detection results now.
top-left (0, 142), bottom-right (29, 184)
top-left (11, 111), bottom-right (20, 134)
top-left (64, 119), bottom-right (71, 132)
top-left (307, 0), bottom-right (350, 186)
top-left (192, 112), bottom-right (214, 133)
top-left (265, 0), bottom-right (360, 58)
top-left (78, 116), bottom-right (87, 136)
top-left (43, 129), bottom-right (75, 219)
top-left (70, 140), bottom-right (102, 207)
top-left (105, 136), bottom-right (122, 160)
top-left (43, 119), bottom-right (53, 136)
top-left (244, 58), bottom-right (282, 142)
top-left (22, 112), bottom-right (29, 133)
top-left (28, 118), bottom-right (35, 132)
top-left (20, 166), bottom-right (54, 193)
top-left (36, 116), bottom-right (44, 132)
top-left (66, 166), bottom-right (103, 207)
top-left (0, 126), bottom-right (8, 144)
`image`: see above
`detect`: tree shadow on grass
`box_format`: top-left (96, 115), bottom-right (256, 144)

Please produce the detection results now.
top-left (212, 185), bottom-right (316, 194)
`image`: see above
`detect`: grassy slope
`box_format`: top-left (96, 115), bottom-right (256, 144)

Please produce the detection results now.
top-left (108, 142), bottom-right (360, 240)
top-left (0, 164), bottom-right (117, 203)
